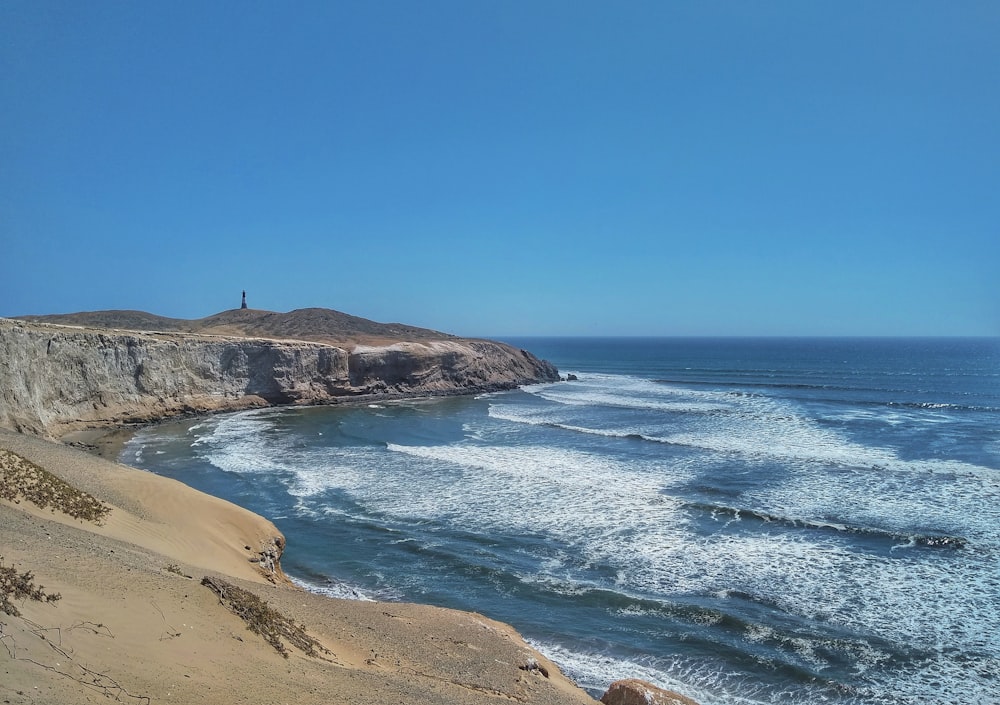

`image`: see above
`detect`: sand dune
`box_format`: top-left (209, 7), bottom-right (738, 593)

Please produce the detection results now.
top-left (0, 428), bottom-right (596, 705)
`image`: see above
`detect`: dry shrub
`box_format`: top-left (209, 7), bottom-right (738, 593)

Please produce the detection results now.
top-left (1, 557), bottom-right (61, 617)
top-left (201, 576), bottom-right (329, 659)
top-left (0, 449), bottom-right (110, 523)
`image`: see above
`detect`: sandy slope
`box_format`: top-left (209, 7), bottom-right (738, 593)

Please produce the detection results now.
top-left (0, 429), bottom-right (596, 705)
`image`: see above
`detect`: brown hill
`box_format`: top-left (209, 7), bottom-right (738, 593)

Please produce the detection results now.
top-left (16, 307), bottom-right (458, 346)
top-left (15, 309), bottom-right (189, 333)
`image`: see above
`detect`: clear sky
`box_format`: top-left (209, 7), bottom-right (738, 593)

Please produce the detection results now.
top-left (1, 2), bottom-right (997, 336)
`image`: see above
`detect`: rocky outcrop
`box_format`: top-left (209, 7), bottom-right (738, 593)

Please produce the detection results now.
top-left (600, 679), bottom-right (700, 705)
top-left (249, 535), bottom-right (286, 583)
top-left (0, 318), bottom-right (559, 438)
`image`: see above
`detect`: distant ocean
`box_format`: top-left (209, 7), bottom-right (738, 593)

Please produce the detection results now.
top-left (122, 337), bottom-right (1000, 705)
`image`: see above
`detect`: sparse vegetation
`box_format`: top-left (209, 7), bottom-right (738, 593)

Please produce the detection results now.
top-left (0, 449), bottom-right (110, 523)
top-left (164, 564), bottom-right (192, 579)
top-left (201, 576), bottom-right (330, 659)
top-left (1, 557), bottom-right (61, 616)
top-left (21, 307), bottom-right (456, 347)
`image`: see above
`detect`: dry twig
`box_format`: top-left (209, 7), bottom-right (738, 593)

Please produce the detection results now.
top-left (201, 576), bottom-right (331, 660)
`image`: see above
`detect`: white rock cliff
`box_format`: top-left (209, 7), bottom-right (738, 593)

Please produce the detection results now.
top-left (0, 318), bottom-right (559, 438)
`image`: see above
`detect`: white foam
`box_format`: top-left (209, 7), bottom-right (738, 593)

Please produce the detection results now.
top-left (376, 437), bottom-right (994, 654)
top-left (333, 421), bottom-right (1000, 665)
top-left (383, 442), bottom-right (693, 542)
top-left (288, 574), bottom-right (375, 602)
top-left (403, 382), bottom-right (1000, 702)
top-left (489, 406), bottom-right (658, 442)
top-left (526, 638), bottom-right (774, 705)
top-left (525, 374), bottom-right (731, 414)
top-left (503, 377), bottom-right (1000, 480)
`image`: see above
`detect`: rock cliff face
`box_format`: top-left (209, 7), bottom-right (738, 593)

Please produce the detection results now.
top-left (0, 317), bottom-right (559, 438)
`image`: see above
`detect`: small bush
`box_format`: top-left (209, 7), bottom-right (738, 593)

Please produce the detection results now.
top-left (1, 557), bottom-right (61, 617)
top-left (0, 449), bottom-right (110, 523)
top-left (165, 564), bottom-right (192, 579)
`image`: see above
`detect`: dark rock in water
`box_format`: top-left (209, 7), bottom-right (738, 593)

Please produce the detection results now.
top-left (917, 534), bottom-right (967, 549)
top-left (600, 679), bottom-right (700, 705)
top-left (565, 374), bottom-right (578, 381)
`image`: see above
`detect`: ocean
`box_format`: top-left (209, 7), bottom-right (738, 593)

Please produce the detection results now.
top-left (121, 337), bottom-right (1000, 705)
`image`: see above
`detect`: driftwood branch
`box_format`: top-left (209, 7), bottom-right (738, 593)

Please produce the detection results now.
top-left (2, 615), bottom-right (150, 704)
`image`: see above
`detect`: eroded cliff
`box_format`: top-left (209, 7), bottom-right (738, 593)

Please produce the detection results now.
top-left (0, 317), bottom-right (558, 438)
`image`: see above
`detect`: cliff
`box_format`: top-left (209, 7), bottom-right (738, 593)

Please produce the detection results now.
top-left (0, 312), bottom-right (559, 438)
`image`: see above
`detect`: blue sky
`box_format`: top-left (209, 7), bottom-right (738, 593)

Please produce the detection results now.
top-left (1, 2), bottom-right (997, 336)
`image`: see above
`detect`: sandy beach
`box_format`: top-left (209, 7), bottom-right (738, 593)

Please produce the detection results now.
top-left (0, 427), bottom-right (597, 705)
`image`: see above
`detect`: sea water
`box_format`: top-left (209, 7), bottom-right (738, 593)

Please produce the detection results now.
top-left (122, 337), bottom-right (1000, 705)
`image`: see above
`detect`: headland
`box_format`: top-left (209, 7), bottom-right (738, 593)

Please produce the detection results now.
top-left (0, 308), bottom-right (559, 439)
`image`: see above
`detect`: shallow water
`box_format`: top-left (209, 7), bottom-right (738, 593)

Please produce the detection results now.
top-left (124, 337), bottom-right (1000, 704)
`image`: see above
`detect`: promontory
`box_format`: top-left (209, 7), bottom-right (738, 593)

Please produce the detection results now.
top-left (0, 307), bottom-right (560, 439)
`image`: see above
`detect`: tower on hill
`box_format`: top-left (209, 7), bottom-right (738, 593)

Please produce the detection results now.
top-left (241, 290), bottom-right (247, 309)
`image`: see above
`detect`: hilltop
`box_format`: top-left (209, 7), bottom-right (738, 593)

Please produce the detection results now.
top-left (16, 306), bottom-right (459, 347)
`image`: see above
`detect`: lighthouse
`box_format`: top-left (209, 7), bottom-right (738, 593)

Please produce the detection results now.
top-left (241, 290), bottom-right (248, 309)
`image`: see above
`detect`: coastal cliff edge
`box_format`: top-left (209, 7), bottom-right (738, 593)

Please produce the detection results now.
top-left (0, 308), bottom-right (559, 438)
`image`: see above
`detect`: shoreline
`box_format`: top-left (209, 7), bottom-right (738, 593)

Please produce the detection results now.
top-left (58, 385), bottom-right (549, 464)
top-left (3, 409), bottom-right (701, 705)
top-left (1, 425), bottom-right (603, 705)
top-left (60, 424), bottom-right (141, 461)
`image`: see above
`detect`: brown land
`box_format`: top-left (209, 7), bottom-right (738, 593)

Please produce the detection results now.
top-left (15, 307), bottom-right (460, 347)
